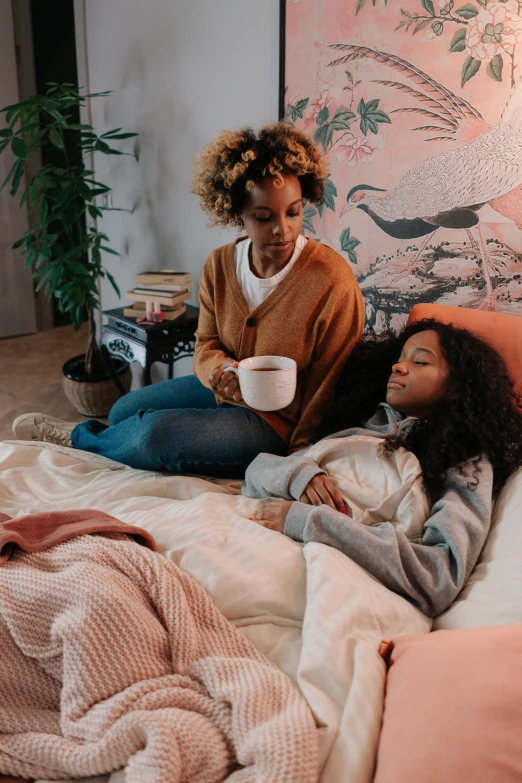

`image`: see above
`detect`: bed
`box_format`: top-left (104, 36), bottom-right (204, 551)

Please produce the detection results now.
top-left (1, 303), bottom-right (521, 783)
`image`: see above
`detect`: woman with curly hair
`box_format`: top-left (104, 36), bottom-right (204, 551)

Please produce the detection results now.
top-left (242, 319), bottom-right (522, 616)
top-left (13, 123), bottom-right (364, 475)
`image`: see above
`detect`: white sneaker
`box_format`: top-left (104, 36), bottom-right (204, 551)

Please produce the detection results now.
top-left (12, 413), bottom-right (77, 447)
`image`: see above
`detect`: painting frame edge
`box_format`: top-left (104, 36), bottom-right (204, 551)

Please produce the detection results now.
top-left (278, 0), bottom-right (286, 121)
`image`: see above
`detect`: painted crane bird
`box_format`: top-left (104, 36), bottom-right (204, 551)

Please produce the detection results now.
top-left (330, 45), bottom-right (522, 307)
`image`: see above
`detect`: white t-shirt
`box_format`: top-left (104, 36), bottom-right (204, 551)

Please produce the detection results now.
top-left (234, 234), bottom-right (308, 312)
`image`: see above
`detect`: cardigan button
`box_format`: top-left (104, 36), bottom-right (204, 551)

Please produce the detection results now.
top-left (246, 317), bottom-right (256, 327)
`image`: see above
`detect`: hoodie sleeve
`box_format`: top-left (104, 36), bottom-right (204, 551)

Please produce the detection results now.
top-left (284, 456), bottom-right (493, 617)
top-left (242, 451), bottom-right (325, 501)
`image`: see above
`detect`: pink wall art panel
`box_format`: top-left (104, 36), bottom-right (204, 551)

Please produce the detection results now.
top-left (282, 0), bottom-right (522, 330)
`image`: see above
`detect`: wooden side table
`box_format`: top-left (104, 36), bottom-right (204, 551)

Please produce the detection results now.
top-left (101, 305), bottom-right (200, 386)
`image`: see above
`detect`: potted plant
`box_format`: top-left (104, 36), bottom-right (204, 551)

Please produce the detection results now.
top-left (0, 83), bottom-right (138, 416)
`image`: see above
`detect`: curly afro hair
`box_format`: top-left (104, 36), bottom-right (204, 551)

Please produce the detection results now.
top-left (320, 319), bottom-right (522, 501)
top-left (191, 122), bottom-right (329, 228)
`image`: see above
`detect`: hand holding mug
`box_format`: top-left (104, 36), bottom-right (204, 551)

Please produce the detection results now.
top-left (209, 360), bottom-right (243, 402)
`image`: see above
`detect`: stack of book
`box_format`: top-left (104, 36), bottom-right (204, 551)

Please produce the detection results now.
top-left (124, 270), bottom-right (192, 321)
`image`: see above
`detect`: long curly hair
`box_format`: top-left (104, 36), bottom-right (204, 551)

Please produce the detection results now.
top-left (191, 122), bottom-right (328, 228)
top-left (320, 319), bottom-right (522, 500)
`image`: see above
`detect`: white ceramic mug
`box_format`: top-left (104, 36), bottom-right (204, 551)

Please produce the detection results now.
top-left (226, 355), bottom-right (297, 411)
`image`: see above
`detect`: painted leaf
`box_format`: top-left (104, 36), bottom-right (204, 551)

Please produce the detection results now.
top-left (302, 206), bottom-right (317, 234)
top-left (455, 3), bottom-right (479, 18)
top-left (476, 0), bottom-right (488, 7)
top-left (421, 0), bottom-right (435, 15)
top-left (461, 55), bottom-right (481, 87)
top-left (11, 136), bottom-right (28, 160)
top-left (487, 53), bottom-right (503, 82)
top-left (331, 107), bottom-right (356, 129)
top-left (316, 106), bottom-right (330, 125)
top-left (340, 228), bottom-right (360, 264)
top-left (449, 28), bottom-right (467, 52)
top-left (295, 97), bottom-right (309, 116)
top-left (356, 0), bottom-right (367, 14)
top-left (413, 19), bottom-right (431, 33)
top-left (314, 123), bottom-right (334, 150)
top-left (286, 105), bottom-right (298, 123)
top-left (323, 178), bottom-right (338, 211)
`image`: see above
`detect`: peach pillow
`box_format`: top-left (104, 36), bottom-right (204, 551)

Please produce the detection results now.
top-left (374, 626), bottom-right (522, 783)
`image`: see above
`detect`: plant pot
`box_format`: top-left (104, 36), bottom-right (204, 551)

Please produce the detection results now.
top-left (62, 354), bottom-right (132, 417)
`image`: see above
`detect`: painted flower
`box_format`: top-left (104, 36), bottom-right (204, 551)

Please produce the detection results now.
top-left (302, 89), bottom-right (335, 130)
top-left (334, 132), bottom-right (385, 167)
top-left (466, 1), bottom-right (522, 61)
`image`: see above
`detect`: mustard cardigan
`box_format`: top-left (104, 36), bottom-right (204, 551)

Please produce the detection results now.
top-left (194, 237), bottom-right (364, 451)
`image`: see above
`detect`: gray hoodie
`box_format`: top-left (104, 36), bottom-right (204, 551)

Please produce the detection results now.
top-left (242, 404), bottom-right (493, 617)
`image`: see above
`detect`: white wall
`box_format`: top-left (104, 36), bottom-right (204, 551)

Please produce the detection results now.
top-left (78, 0), bottom-right (280, 318)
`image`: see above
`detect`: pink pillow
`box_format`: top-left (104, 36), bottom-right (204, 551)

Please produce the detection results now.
top-left (374, 626), bottom-right (522, 783)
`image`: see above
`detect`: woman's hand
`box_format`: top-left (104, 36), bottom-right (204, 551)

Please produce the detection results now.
top-left (209, 359), bottom-right (243, 402)
top-left (250, 499), bottom-right (293, 534)
top-left (300, 474), bottom-right (349, 513)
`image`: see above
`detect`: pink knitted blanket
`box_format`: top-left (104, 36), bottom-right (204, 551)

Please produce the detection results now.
top-left (0, 531), bottom-right (318, 782)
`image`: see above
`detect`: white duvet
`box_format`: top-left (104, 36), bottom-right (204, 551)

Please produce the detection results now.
top-left (0, 439), bottom-right (433, 783)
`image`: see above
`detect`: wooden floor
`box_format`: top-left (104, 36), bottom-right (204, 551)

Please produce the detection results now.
top-left (0, 324), bottom-right (92, 441)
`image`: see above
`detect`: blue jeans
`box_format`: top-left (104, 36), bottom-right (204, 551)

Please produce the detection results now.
top-left (71, 374), bottom-right (287, 477)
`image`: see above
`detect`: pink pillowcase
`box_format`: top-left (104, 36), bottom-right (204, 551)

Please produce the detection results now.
top-left (374, 625), bottom-right (522, 783)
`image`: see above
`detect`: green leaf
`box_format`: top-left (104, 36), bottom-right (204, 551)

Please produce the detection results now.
top-left (39, 199), bottom-right (48, 229)
top-left (314, 123), bottom-right (334, 151)
top-left (331, 107), bottom-right (356, 130)
top-left (10, 159), bottom-right (24, 196)
top-left (105, 271), bottom-right (121, 297)
top-left (323, 177), bottom-right (338, 211)
top-left (421, 0), bottom-right (435, 14)
top-left (0, 128), bottom-right (12, 138)
top-left (461, 55), bottom-right (481, 87)
top-left (95, 139), bottom-right (112, 154)
top-left (11, 136), bottom-right (28, 160)
top-left (101, 246), bottom-right (121, 256)
top-left (449, 28), bottom-right (467, 52)
top-left (100, 131), bottom-right (138, 140)
top-left (11, 237), bottom-right (25, 249)
top-left (295, 97), bottom-right (309, 116)
top-left (88, 205), bottom-right (103, 220)
top-left (487, 53), bottom-right (503, 82)
top-left (48, 126), bottom-right (64, 149)
top-left (340, 228), bottom-right (361, 264)
top-left (358, 99), bottom-right (391, 135)
top-left (455, 3), bottom-right (479, 17)
top-left (316, 106), bottom-right (330, 126)
top-left (302, 206), bottom-right (317, 234)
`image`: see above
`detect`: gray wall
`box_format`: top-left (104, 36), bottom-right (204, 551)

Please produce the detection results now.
top-left (79, 0), bottom-right (280, 316)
